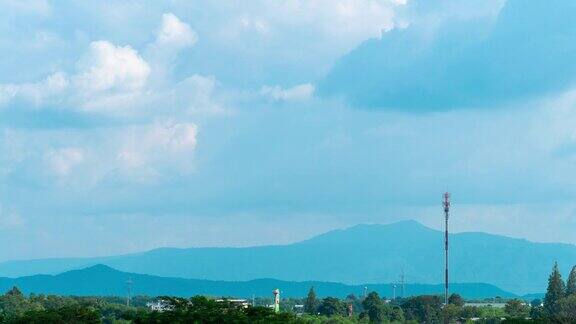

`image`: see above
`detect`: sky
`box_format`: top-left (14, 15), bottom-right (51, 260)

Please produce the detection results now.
top-left (2, 0), bottom-right (576, 260)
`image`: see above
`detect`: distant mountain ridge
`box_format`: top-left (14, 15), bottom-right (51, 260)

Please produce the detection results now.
top-left (0, 264), bottom-right (513, 299)
top-left (0, 220), bottom-right (573, 294)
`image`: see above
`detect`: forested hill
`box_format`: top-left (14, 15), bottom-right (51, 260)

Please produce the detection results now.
top-left (0, 220), bottom-right (573, 294)
top-left (0, 264), bottom-right (513, 299)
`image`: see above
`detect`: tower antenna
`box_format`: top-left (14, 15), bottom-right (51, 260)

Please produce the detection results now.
top-left (443, 192), bottom-right (450, 307)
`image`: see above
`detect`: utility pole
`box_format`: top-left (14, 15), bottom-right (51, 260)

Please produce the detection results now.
top-left (400, 270), bottom-right (405, 298)
top-left (443, 192), bottom-right (450, 307)
top-left (126, 277), bottom-right (133, 307)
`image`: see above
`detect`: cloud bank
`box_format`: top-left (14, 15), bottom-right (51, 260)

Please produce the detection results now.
top-left (320, 0), bottom-right (576, 111)
top-left (4, 0), bottom-right (576, 260)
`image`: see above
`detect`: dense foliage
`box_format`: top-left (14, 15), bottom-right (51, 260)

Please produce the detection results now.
top-left (0, 288), bottom-right (515, 324)
top-left (3, 263), bottom-right (576, 323)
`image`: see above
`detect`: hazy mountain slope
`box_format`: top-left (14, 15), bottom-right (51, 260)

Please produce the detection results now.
top-left (0, 264), bottom-right (513, 299)
top-left (0, 220), bottom-right (573, 294)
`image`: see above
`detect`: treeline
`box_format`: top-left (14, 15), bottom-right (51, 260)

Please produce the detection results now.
top-left (0, 285), bottom-right (525, 323)
top-left (127, 293), bottom-right (500, 324)
top-left (0, 287), bottom-right (145, 323)
top-left (300, 288), bottom-right (514, 323)
top-left (3, 263), bottom-right (576, 323)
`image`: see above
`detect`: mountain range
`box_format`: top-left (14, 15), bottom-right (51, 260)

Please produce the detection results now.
top-left (0, 264), bottom-right (513, 299)
top-left (0, 220), bottom-right (572, 295)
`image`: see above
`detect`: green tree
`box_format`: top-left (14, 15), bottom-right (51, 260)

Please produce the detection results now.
top-left (318, 297), bottom-right (346, 317)
top-left (362, 292), bottom-right (386, 322)
top-left (459, 305), bottom-right (481, 320)
top-left (529, 298), bottom-right (544, 320)
top-left (558, 295), bottom-right (576, 322)
top-left (5, 287), bottom-right (23, 298)
top-left (305, 287), bottom-right (319, 314)
top-left (8, 305), bottom-right (101, 324)
top-left (0, 286), bottom-right (44, 320)
top-left (544, 262), bottom-right (565, 318)
top-left (390, 306), bottom-right (404, 322)
top-left (130, 295), bottom-right (299, 323)
top-left (448, 293), bottom-right (464, 307)
top-left (344, 294), bottom-right (363, 317)
top-left (441, 304), bottom-right (460, 323)
top-left (504, 299), bottom-right (529, 319)
top-left (401, 295), bottom-right (442, 324)
top-left (567, 266), bottom-right (576, 296)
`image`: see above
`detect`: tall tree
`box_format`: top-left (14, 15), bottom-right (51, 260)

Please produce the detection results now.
top-left (448, 293), bottom-right (464, 307)
top-left (544, 262), bottom-right (565, 317)
top-left (362, 291), bottom-right (386, 322)
top-left (5, 287), bottom-right (23, 297)
top-left (361, 292), bottom-right (403, 322)
top-left (304, 287), bottom-right (318, 314)
top-left (401, 295), bottom-right (442, 323)
top-left (504, 299), bottom-right (530, 319)
top-left (559, 295), bottom-right (576, 322)
top-left (567, 266), bottom-right (576, 296)
top-left (317, 297), bottom-right (346, 317)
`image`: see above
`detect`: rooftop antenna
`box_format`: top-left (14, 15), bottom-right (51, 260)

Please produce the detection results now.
top-left (126, 277), bottom-right (133, 307)
top-left (443, 192), bottom-right (451, 307)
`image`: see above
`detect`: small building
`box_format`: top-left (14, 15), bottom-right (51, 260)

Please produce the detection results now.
top-left (293, 304), bottom-right (304, 316)
top-left (464, 302), bottom-right (507, 308)
top-left (215, 299), bottom-right (250, 308)
top-left (146, 300), bottom-right (174, 312)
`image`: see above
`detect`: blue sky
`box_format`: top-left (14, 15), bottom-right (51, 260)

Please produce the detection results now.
top-left (2, 0), bottom-right (576, 260)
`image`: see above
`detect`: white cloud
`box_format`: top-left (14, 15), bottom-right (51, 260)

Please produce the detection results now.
top-left (149, 121), bottom-right (198, 152)
top-left (0, 72), bottom-right (68, 107)
top-left (260, 83), bottom-right (315, 101)
top-left (209, 0), bottom-right (404, 84)
top-left (44, 147), bottom-right (85, 177)
top-left (145, 13), bottom-right (198, 84)
top-left (155, 13), bottom-right (197, 48)
top-left (115, 121), bottom-right (198, 182)
top-left (0, 13), bottom-right (203, 115)
top-left (2, 0), bottom-right (52, 16)
top-left (176, 74), bottom-right (228, 115)
top-left (237, 15), bottom-right (270, 35)
top-left (260, 0), bottom-right (402, 43)
top-left (55, 40), bottom-right (153, 114)
top-left (74, 40), bottom-right (150, 94)
top-left (0, 23), bottom-right (215, 115)
top-left (1, 119), bottom-right (199, 186)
